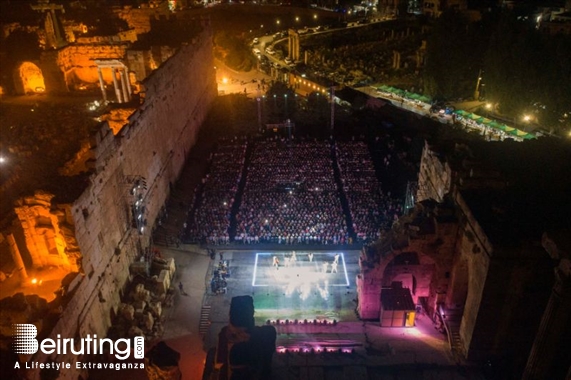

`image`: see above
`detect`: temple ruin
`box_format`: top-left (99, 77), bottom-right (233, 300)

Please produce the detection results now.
top-left (0, 2), bottom-right (217, 378)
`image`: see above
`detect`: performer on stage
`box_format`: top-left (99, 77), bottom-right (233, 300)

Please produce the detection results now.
top-left (272, 256), bottom-right (280, 269)
top-left (308, 252), bottom-right (314, 262)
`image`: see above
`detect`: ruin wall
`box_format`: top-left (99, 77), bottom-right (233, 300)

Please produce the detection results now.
top-left (453, 194), bottom-right (491, 358)
top-left (60, 44), bottom-right (129, 84)
top-left (22, 23), bottom-right (216, 379)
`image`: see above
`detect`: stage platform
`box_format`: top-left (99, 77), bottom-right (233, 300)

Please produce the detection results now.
top-left (204, 249), bottom-right (361, 328)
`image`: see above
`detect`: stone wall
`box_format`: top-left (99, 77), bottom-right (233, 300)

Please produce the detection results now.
top-left (357, 202), bottom-right (458, 320)
top-left (453, 192), bottom-right (493, 357)
top-left (62, 44), bottom-right (129, 84)
top-left (13, 21), bottom-right (216, 379)
top-left (464, 238), bottom-right (552, 369)
top-left (416, 141), bottom-right (453, 203)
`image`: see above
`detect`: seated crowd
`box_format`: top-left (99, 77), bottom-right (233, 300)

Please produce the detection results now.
top-left (186, 138), bottom-right (247, 244)
top-left (185, 136), bottom-right (403, 246)
top-left (234, 138), bottom-right (348, 244)
top-left (336, 141), bottom-right (384, 243)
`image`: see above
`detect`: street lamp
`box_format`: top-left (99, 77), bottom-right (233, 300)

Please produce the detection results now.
top-left (484, 102), bottom-right (492, 117)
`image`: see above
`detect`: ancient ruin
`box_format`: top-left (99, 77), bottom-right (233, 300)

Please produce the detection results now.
top-left (0, 2), bottom-right (217, 378)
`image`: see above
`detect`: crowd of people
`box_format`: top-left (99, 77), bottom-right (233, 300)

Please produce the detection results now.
top-left (186, 138), bottom-right (247, 244)
top-left (370, 135), bottom-right (410, 229)
top-left (234, 138), bottom-right (349, 245)
top-left (184, 135), bottom-right (405, 246)
top-left (335, 141), bottom-right (384, 243)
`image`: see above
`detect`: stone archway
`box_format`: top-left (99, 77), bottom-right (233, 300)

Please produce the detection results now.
top-left (14, 62), bottom-right (46, 95)
top-left (379, 251), bottom-right (438, 309)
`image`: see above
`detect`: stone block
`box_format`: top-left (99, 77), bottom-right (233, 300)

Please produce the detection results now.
top-left (141, 311), bottom-right (154, 331)
top-left (148, 301), bottom-right (162, 317)
top-left (128, 325), bottom-right (144, 338)
top-left (130, 261), bottom-right (149, 276)
top-left (154, 269), bottom-right (171, 295)
top-left (120, 303), bottom-right (135, 321)
top-left (133, 300), bottom-right (147, 313)
top-left (133, 283), bottom-right (151, 302)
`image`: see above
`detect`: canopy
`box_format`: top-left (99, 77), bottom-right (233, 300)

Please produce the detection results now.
top-left (509, 129), bottom-right (529, 137)
top-left (454, 109), bottom-right (471, 116)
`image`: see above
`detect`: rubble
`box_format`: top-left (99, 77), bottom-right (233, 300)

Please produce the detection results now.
top-left (106, 257), bottom-right (177, 342)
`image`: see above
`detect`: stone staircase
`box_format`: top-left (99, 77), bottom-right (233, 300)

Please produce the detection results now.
top-left (438, 305), bottom-right (464, 357)
top-left (199, 305), bottom-right (212, 335)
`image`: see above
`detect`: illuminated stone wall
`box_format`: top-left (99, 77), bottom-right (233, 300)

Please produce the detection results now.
top-left (8, 22), bottom-right (216, 379)
top-left (31, 44), bottom-right (129, 94)
top-left (357, 203), bottom-right (458, 321)
top-left (66, 15), bottom-right (215, 341)
top-left (35, 41), bottom-right (176, 93)
top-left (60, 44), bottom-right (129, 84)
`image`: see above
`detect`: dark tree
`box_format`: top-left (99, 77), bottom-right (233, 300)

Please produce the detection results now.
top-left (484, 12), bottom-right (571, 133)
top-left (423, 10), bottom-right (480, 100)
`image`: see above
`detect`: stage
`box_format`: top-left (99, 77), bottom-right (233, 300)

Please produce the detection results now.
top-left (206, 250), bottom-right (361, 324)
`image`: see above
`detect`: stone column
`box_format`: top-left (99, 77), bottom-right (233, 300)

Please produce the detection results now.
top-left (7, 234), bottom-right (28, 283)
top-left (50, 9), bottom-right (64, 46)
top-left (97, 67), bottom-right (107, 103)
top-left (125, 68), bottom-right (133, 99)
top-left (112, 67), bottom-right (123, 103)
top-left (522, 262), bottom-right (571, 380)
top-left (120, 68), bottom-right (130, 102)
